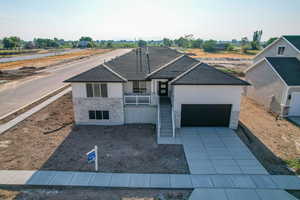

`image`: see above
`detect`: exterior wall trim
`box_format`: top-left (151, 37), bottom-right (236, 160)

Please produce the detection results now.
top-left (102, 63), bottom-right (128, 81)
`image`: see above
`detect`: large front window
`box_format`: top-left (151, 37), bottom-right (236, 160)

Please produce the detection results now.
top-left (86, 83), bottom-right (108, 97)
top-left (133, 80), bottom-right (146, 94)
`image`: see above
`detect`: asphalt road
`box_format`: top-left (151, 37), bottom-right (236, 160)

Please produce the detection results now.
top-left (0, 49), bottom-right (130, 118)
top-left (0, 49), bottom-right (84, 63)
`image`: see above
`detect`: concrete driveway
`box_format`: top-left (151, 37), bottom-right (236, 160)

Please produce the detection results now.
top-left (179, 127), bottom-right (268, 175)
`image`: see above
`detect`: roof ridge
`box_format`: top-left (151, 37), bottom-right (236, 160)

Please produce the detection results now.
top-left (102, 63), bottom-right (127, 81)
top-left (146, 54), bottom-right (185, 78)
top-left (169, 62), bottom-right (202, 84)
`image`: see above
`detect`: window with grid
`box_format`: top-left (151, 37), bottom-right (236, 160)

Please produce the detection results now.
top-left (132, 81), bottom-right (147, 94)
top-left (86, 83), bottom-right (108, 97)
top-left (88, 110), bottom-right (109, 120)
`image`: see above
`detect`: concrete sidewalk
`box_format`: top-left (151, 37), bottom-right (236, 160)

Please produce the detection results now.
top-left (0, 88), bottom-right (71, 134)
top-left (1, 170), bottom-right (300, 190)
top-left (189, 188), bottom-right (298, 200)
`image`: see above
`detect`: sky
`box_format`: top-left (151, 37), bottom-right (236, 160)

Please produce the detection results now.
top-left (0, 0), bottom-right (299, 41)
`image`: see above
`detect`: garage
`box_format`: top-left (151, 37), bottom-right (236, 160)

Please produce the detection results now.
top-left (181, 104), bottom-right (232, 127)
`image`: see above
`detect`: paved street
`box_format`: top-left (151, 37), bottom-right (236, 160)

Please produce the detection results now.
top-left (0, 49), bottom-right (130, 118)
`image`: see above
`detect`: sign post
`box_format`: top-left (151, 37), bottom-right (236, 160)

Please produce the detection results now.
top-left (86, 145), bottom-right (98, 171)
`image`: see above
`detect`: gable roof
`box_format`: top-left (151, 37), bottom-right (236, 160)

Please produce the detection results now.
top-left (254, 35), bottom-right (300, 61)
top-left (265, 57), bottom-right (300, 86)
top-left (170, 63), bottom-right (250, 86)
top-left (105, 47), bottom-right (182, 80)
top-left (147, 55), bottom-right (199, 79)
top-left (283, 35), bottom-right (300, 51)
top-left (64, 64), bottom-right (126, 83)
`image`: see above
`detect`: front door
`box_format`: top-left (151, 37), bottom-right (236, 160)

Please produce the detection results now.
top-left (158, 81), bottom-right (168, 96)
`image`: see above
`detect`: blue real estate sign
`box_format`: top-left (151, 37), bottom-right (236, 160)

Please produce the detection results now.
top-left (87, 150), bottom-right (96, 163)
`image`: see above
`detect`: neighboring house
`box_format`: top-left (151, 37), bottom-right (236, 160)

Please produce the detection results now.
top-left (65, 47), bottom-right (249, 138)
top-left (245, 35), bottom-right (300, 117)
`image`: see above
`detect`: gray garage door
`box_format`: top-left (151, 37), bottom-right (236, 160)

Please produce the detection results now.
top-left (181, 104), bottom-right (232, 127)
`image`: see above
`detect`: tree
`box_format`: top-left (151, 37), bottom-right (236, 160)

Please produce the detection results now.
top-left (163, 38), bottom-right (172, 47)
top-left (138, 40), bottom-right (147, 47)
top-left (265, 37), bottom-right (278, 47)
top-left (202, 40), bottom-right (217, 52)
top-left (251, 30), bottom-right (263, 50)
top-left (190, 38), bottom-right (203, 48)
top-left (174, 37), bottom-right (190, 48)
top-left (225, 43), bottom-right (234, 51)
top-left (3, 36), bottom-right (21, 49)
top-left (241, 37), bottom-right (249, 46)
top-left (24, 41), bottom-right (35, 49)
top-left (79, 36), bottom-right (93, 42)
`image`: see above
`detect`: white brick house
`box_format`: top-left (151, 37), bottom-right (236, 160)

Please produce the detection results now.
top-left (65, 47), bottom-right (249, 138)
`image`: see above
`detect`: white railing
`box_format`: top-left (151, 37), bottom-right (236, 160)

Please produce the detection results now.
top-left (124, 95), bottom-right (151, 105)
top-left (171, 106), bottom-right (175, 138)
top-left (157, 97), bottom-right (161, 138)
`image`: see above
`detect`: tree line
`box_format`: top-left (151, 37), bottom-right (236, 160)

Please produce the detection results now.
top-left (0, 32), bottom-right (278, 52)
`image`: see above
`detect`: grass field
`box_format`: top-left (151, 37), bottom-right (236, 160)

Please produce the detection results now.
top-left (185, 48), bottom-right (259, 59)
top-left (0, 49), bottom-right (112, 70)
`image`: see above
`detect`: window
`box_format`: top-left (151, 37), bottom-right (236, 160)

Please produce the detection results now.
top-left (86, 83), bottom-right (108, 97)
top-left (277, 46), bottom-right (285, 55)
top-left (133, 81), bottom-right (147, 93)
top-left (88, 110), bottom-right (109, 120)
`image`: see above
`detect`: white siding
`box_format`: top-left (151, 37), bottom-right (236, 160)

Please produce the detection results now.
top-left (108, 83), bottom-right (123, 98)
top-left (173, 85), bottom-right (243, 129)
top-left (254, 38), bottom-right (300, 63)
top-left (124, 105), bottom-right (157, 124)
top-left (245, 60), bottom-right (288, 114)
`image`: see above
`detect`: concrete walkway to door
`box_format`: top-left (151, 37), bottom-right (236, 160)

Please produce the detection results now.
top-left (159, 127), bottom-right (269, 175)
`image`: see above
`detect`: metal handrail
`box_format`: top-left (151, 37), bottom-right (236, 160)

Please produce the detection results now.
top-left (157, 97), bottom-right (161, 138)
top-left (124, 95), bottom-right (151, 105)
top-left (171, 105), bottom-right (175, 138)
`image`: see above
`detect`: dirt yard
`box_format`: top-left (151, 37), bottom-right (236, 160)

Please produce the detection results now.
top-left (0, 93), bottom-right (189, 173)
top-left (0, 188), bottom-right (192, 200)
top-left (0, 49), bottom-right (111, 70)
top-left (185, 48), bottom-right (258, 59)
top-left (238, 96), bottom-right (300, 174)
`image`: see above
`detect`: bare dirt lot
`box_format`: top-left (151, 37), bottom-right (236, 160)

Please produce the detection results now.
top-left (238, 96), bottom-right (300, 174)
top-left (185, 48), bottom-right (258, 59)
top-left (0, 93), bottom-right (189, 173)
top-left (0, 188), bottom-right (192, 200)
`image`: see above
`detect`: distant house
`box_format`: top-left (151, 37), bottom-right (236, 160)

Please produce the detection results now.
top-left (245, 35), bottom-right (300, 117)
top-left (65, 47), bottom-right (249, 138)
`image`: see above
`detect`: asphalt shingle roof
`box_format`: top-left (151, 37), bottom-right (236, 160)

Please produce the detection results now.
top-left (171, 63), bottom-right (250, 86)
top-left (147, 55), bottom-right (199, 79)
top-left (105, 47), bottom-right (182, 80)
top-left (266, 57), bottom-right (300, 86)
top-left (283, 35), bottom-right (300, 51)
top-left (64, 64), bottom-right (126, 82)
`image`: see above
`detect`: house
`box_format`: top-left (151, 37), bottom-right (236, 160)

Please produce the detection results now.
top-left (245, 35), bottom-right (300, 117)
top-left (65, 47), bottom-right (249, 138)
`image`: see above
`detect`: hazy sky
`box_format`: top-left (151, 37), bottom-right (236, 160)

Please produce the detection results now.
top-left (1, 0), bottom-right (299, 41)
